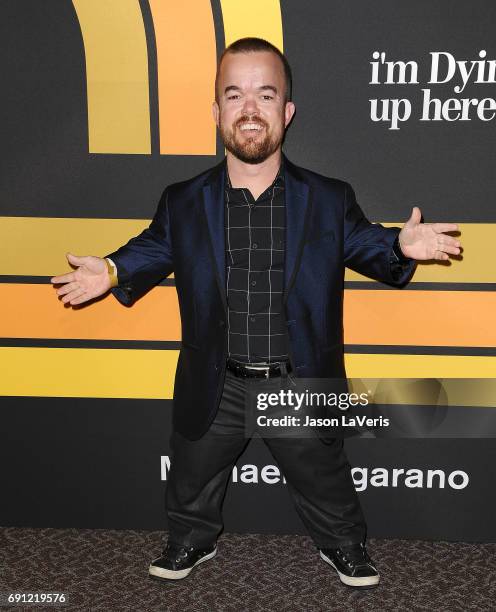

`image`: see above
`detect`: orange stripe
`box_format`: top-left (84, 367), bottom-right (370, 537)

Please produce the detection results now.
top-left (149, 0), bottom-right (217, 155)
top-left (344, 290), bottom-right (496, 347)
top-left (1, 284), bottom-right (180, 341)
top-left (2, 286), bottom-right (495, 348)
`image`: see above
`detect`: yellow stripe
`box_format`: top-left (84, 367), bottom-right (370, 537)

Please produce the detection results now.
top-left (72, 0), bottom-right (151, 153)
top-left (0, 217), bottom-right (149, 276)
top-left (0, 218), bottom-right (493, 282)
top-left (345, 354), bottom-right (496, 378)
top-left (1, 348), bottom-right (494, 399)
top-left (0, 347), bottom-right (177, 399)
top-left (220, 0), bottom-right (283, 50)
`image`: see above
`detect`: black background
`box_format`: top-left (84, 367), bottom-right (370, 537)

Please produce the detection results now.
top-left (1, 1), bottom-right (495, 542)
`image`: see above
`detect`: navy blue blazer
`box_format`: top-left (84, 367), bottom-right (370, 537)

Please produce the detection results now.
top-left (106, 155), bottom-right (415, 439)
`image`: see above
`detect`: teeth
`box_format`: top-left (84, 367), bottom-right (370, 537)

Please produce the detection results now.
top-left (240, 123), bottom-right (263, 131)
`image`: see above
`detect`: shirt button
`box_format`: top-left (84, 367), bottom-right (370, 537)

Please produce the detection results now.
top-left (251, 280), bottom-right (256, 286)
top-left (252, 243), bottom-right (258, 249)
top-left (250, 316), bottom-right (256, 322)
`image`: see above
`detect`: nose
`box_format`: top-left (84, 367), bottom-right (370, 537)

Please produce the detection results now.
top-left (242, 94), bottom-right (259, 116)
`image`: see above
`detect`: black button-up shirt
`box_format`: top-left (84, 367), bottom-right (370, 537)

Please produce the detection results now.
top-left (224, 163), bottom-right (289, 364)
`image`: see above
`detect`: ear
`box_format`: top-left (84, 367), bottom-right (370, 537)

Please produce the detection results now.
top-left (284, 101), bottom-right (296, 128)
top-left (212, 101), bottom-right (220, 127)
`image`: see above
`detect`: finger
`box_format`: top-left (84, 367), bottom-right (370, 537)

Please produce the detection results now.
top-left (437, 236), bottom-right (461, 252)
top-left (434, 251), bottom-right (449, 261)
top-left (438, 235), bottom-right (461, 248)
top-left (406, 206), bottom-right (422, 226)
top-left (439, 245), bottom-right (461, 256)
top-left (431, 223), bottom-right (459, 233)
top-left (61, 287), bottom-right (85, 304)
top-left (56, 281), bottom-right (81, 296)
top-left (69, 289), bottom-right (92, 305)
top-left (51, 272), bottom-right (76, 284)
top-left (66, 252), bottom-right (89, 266)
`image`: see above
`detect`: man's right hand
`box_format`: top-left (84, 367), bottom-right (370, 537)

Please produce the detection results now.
top-left (51, 253), bottom-right (112, 306)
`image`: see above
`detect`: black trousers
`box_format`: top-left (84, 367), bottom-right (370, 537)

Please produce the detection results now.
top-left (166, 368), bottom-right (366, 549)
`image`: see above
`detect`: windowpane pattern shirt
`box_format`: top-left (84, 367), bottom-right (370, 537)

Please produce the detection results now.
top-left (225, 164), bottom-right (289, 364)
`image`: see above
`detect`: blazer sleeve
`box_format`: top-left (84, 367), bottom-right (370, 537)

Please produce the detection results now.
top-left (104, 187), bottom-right (174, 306)
top-left (343, 182), bottom-right (416, 285)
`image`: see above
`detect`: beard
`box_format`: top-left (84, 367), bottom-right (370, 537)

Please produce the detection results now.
top-left (219, 114), bottom-right (284, 164)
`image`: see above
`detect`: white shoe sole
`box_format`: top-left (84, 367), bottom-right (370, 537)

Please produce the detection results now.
top-left (319, 550), bottom-right (380, 587)
top-left (149, 548), bottom-right (217, 580)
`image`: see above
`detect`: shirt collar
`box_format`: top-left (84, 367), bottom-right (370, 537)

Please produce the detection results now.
top-left (225, 157), bottom-right (285, 192)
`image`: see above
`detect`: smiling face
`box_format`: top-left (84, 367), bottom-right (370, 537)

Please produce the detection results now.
top-left (213, 51), bottom-right (295, 164)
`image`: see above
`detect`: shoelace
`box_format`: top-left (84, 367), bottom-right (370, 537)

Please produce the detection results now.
top-left (336, 544), bottom-right (372, 569)
top-left (163, 544), bottom-right (194, 563)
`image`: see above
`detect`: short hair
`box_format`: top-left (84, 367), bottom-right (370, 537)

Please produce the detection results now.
top-left (215, 37), bottom-right (293, 103)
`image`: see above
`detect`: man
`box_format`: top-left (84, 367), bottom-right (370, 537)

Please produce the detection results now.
top-left (51, 38), bottom-right (461, 588)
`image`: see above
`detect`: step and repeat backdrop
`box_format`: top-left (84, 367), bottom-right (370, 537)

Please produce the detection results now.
top-left (1, 0), bottom-right (495, 541)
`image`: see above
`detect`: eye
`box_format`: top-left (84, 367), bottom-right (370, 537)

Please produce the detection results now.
top-left (261, 95), bottom-right (274, 101)
top-left (227, 94), bottom-right (240, 100)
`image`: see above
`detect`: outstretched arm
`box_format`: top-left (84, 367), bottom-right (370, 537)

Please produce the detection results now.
top-left (343, 183), bottom-right (415, 285)
top-left (103, 187), bottom-right (174, 306)
top-left (343, 183), bottom-right (461, 285)
top-left (51, 187), bottom-right (174, 307)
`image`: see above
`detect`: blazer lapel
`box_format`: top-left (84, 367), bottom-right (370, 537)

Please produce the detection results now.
top-left (283, 155), bottom-right (310, 303)
top-left (202, 161), bottom-right (228, 312)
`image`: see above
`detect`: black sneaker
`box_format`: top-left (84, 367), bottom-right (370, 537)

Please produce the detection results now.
top-left (319, 542), bottom-right (380, 588)
top-left (148, 543), bottom-right (217, 580)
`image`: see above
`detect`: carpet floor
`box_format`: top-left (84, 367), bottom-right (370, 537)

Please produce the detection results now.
top-left (1, 528), bottom-right (495, 611)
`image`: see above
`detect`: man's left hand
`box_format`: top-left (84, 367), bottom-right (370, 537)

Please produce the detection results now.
top-left (398, 206), bottom-right (461, 261)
